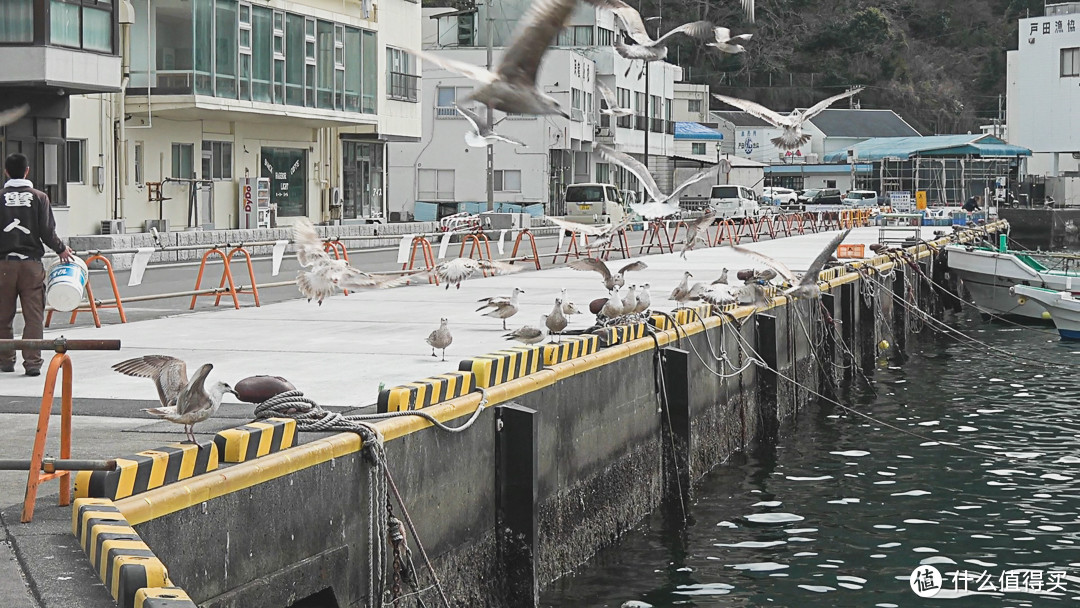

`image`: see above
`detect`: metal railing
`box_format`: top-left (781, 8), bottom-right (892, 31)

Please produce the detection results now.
top-left (436, 105), bottom-right (459, 118)
top-left (616, 115), bottom-right (632, 129)
top-left (388, 72), bottom-right (419, 102)
top-left (650, 117), bottom-right (664, 133)
top-left (665, 120), bottom-right (675, 135)
top-left (635, 115), bottom-right (648, 130)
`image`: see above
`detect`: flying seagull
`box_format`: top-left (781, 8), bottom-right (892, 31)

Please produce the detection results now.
top-left (476, 287), bottom-right (524, 330)
top-left (611, 20), bottom-right (714, 63)
top-left (595, 143), bottom-right (723, 219)
top-left (597, 82), bottom-right (633, 117)
top-left (707, 27), bottom-right (752, 54)
top-left (409, 0), bottom-right (594, 116)
top-left (293, 218), bottom-right (411, 303)
top-left (426, 318), bottom-right (453, 361)
top-left (679, 210), bottom-right (717, 259)
top-left (0, 105), bottom-right (29, 127)
top-left (732, 229), bottom-right (853, 300)
top-left (113, 355), bottom-right (236, 444)
top-left (428, 257), bottom-right (523, 289)
top-left (455, 104), bottom-right (526, 148)
top-left (568, 257), bottom-right (647, 291)
top-left (713, 88), bottom-right (865, 150)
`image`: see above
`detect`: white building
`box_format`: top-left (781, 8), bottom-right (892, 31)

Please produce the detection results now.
top-left (62, 0), bottom-right (421, 235)
top-left (389, 2), bottom-right (680, 218)
top-left (1007, 2), bottom-right (1080, 176)
top-left (711, 110), bottom-right (800, 162)
top-left (672, 83), bottom-right (710, 123)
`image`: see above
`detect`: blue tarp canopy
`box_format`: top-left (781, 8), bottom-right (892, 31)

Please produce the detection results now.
top-left (675, 122), bottom-right (724, 141)
top-left (822, 135), bottom-right (1032, 163)
top-left (764, 164), bottom-right (874, 175)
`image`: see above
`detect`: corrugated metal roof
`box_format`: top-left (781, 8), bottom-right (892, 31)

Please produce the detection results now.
top-left (711, 111), bottom-right (773, 128)
top-left (674, 122), bottom-right (724, 140)
top-left (807, 109), bottom-right (921, 138)
top-left (821, 135), bottom-right (1032, 162)
top-left (764, 164), bottom-right (875, 175)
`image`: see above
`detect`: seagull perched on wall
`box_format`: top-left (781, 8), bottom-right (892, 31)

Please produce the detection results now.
top-left (476, 287), bottom-right (524, 330)
top-left (113, 356), bottom-right (237, 444)
top-left (0, 105), bottom-right (29, 127)
top-left (597, 82), bottom-right (634, 117)
top-left (426, 318), bottom-right (453, 361)
top-left (455, 104), bottom-right (526, 148)
top-left (410, 0), bottom-right (612, 116)
top-left (568, 257), bottom-right (648, 291)
top-left (713, 88), bottom-right (864, 150)
top-left (427, 257), bottom-right (523, 289)
top-left (706, 27), bottom-right (752, 54)
top-left (594, 143), bottom-right (723, 219)
top-left (732, 229), bottom-right (852, 300)
top-left (293, 218), bottom-right (411, 304)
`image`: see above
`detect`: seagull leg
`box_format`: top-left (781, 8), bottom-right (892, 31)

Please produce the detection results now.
top-left (431, 348), bottom-right (437, 357)
top-left (502, 318), bottom-right (507, 331)
top-left (441, 348), bottom-right (447, 362)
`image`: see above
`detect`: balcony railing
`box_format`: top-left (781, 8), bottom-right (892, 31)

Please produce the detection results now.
top-left (665, 120), bottom-right (675, 135)
top-left (388, 72), bottom-right (419, 102)
top-left (436, 105), bottom-right (459, 118)
top-left (616, 115), bottom-right (632, 129)
top-left (635, 115), bottom-right (648, 131)
top-left (600, 114), bottom-right (610, 128)
top-left (650, 117), bottom-right (664, 133)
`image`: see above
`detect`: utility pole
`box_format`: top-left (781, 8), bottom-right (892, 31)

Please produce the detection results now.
top-left (486, 2), bottom-right (494, 211)
top-left (997, 93), bottom-right (1004, 139)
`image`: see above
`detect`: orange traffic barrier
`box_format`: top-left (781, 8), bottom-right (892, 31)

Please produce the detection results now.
top-left (460, 231), bottom-right (493, 276)
top-left (757, 214), bottom-right (777, 240)
top-left (551, 230), bottom-right (586, 264)
top-left (190, 244), bottom-right (259, 310)
top-left (711, 219), bottom-right (741, 246)
top-left (213, 246), bottom-right (261, 308)
top-left (403, 236), bottom-right (438, 285)
top-left (737, 217), bottom-right (759, 242)
top-left (46, 254), bottom-right (127, 329)
top-left (511, 229), bottom-right (542, 271)
top-left (639, 220), bottom-right (673, 255)
top-left (596, 228), bottom-right (632, 261)
top-left (22, 352), bottom-right (72, 523)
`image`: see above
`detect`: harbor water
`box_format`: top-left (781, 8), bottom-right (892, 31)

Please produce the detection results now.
top-left (541, 312), bottom-right (1080, 607)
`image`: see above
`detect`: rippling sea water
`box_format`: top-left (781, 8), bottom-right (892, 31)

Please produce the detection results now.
top-left (541, 313), bottom-right (1080, 607)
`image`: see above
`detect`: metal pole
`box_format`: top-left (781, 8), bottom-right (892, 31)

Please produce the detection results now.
top-left (486, 4), bottom-right (495, 212)
top-left (643, 61), bottom-right (649, 201)
top-left (0, 459), bottom-right (117, 472)
top-left (0, 339), bottom-right (121, 352)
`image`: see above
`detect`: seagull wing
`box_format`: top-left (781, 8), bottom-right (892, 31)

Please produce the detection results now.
top-left (177, 363), bottom-right (214, 416)
top-left (712, 94), bottom-right (788, 128)
top-left (547, 216), bottom-right (612, 236)
top-left (597, 81), bottom-right (620, 111)
top-left (617, 260), bottom-right (648, 276)
top-left (608, 1), bottom-right (655, 45)
top-left (741, 0), bottom-right (755, 22)
top-left (436, 258), bottom-right (479, 284)
top-left (693, 209), bottom-right (719, 230)
top-left (631, 200), bottom-right (681, 219)
top-left (800, 87), bottom-right (864, 122)
top-left (713, 26), bottom-right (733, 43)
top-left (455, 103), bottom-right (488, 134)
top-left (489, 132), bottom-right (528, 147)
top-left (292, 217), bottom-right (332, 267)
top-left (497, 0), bottom-right (577, 85)
top-left (412, 48), bottom-right (497, 84)
top-left (666, 166), bottom-right (720, 203)
top-left (0, 104), bottom-right (29, 127)
top-left (594, 143), bottom-right (663, 202)
top-left (112, 355), bottom-right (189, 409)
top-left (568, 257), bottom-right (613, 283)
top-left (731, 244), bottom-right (798, 283)
top-left (655, 20), bottom-right (715, 44)
top-left (799, 229), bottom-right (852, 287)
top-left (614, 37), bottom-right (660, 60)
top-left (477, 259), bottom-right (524, 276)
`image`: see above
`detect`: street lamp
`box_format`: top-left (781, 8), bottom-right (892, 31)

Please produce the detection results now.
top-left (716, 142), bottom-right (721, 185)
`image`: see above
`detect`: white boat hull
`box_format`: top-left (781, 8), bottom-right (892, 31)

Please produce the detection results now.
top-left (1010, 285), bottom-right (1080, 340)
top-left (946, 246), bottom-right (1080, 320)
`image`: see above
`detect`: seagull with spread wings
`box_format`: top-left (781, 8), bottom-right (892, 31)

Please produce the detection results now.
top-left (713, 88), bottom-right (864, 150)
top-left (455, 104), bottom-right (526, 148)
top-left (597, 82), bottom-right (633, 117)
top-left (706, 27), bottom-right (753, 54)
top-left (595, 143), bottom-right (723, 219)
top-left (732, 229), bottom-right (852, 300)
top-left (293, 218), bottom-right (411, 304)
top-left (410, 0), bottom-right (600, 116)
top-left (428, 257), bottom-right (523, 289)
top-left (679, 210), bottom-right (718, 260)
top-left (568, 257), bottom-right (647, 291)
top-left (606, 0), bottom-right (754, 64)
top-left (113, 356), bottom-right (237, 444)
top-left (0, 105), bottom-right (29, 127)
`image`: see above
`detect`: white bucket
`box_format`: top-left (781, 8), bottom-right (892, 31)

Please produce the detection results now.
top-left (45, 256), bottom-right (88, 312)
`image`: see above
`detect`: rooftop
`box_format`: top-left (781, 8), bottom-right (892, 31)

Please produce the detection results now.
top-left (712, 111), bottom-right (773, 128)
top-left (807, 109), bottom-right (921, 138)
top-left (675, 121), bottom-right (724, 141)
top-left (822, 135), bottom-right (1032, 163)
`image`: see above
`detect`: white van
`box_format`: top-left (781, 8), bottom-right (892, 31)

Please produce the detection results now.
top-left (563, 183), bottom-right (627, 225)
top-left (709, 185), bottom-right (760, 219)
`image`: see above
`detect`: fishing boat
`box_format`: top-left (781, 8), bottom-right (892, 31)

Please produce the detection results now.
top-left (1009, 285), bottom-right (1080, 339)
top-left (946, 244), bottom-right (1080, 320)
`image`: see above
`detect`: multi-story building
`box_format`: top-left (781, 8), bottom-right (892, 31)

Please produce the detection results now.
top-left (389, 3), bottom-right (680, 218)
top-left (672, 82), bottom-right (710, 123)
top-left (0, 0), bottom-right (126, 236)
top-left (1007, 2), bottom-right (1080, 176)
top-left (4, 0), bottom-right (422, 236)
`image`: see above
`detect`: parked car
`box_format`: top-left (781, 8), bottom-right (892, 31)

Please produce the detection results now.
top-left (563, 183), bottom-right (627, 225)
top-left (709, 185), bottom-right (761, 218)
top-left (762, 187), bottom-right (798, 205)
top-left (842, 190), bottom-right (880, 206)
top-left (798, 188), bottom-right (843, 205)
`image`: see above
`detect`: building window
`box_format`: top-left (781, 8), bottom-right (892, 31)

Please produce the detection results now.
top-left (635, 92), bottom-right (646, 115)
top-left (436, 86), bottom-right (472, 116)
top-left (66, 140), bottom-right (85, 184)
top-left (597, 26), bottom-right (614, 47)
top-left (494, 170), bottom-right (521, 192)
top-left (617, 87), bottom-right (631, 128)
top-left (133, 142), bottom-right (144, 185)
top-left (49, 0), bottom-right (114, 51)
top-left (573, 25), bottom-right (593, 45)
top-left (596, 163), bottom-right (609, 183)
top-left (252, 6), bottom-right (273, 102)
top-left (692, 142), bottom-right (706, 155)
top-left (171, 143), bottom-right (195, 179)
top-left (0, 0), bottom-right (33, 43)
top-left (201, 141), bottom-right (233, 180)
top-left (316, 20), bottom-right (335, 109)
top-left (418, 169), bottom-right (454, 200)
top-left (687, 99), bottom-right (702, 113)
top-left (1063, 47), bottom-right (1080, 77)
top-left (387, 47), bottom-right (418, 102)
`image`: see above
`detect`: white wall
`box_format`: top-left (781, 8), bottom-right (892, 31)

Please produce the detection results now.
top-left (673, 83), bottom-right (709, 123)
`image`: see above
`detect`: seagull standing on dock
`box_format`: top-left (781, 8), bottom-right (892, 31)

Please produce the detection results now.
top-left (426, 318), bottom-right (453, 361)
top-left (113, 356), bottom-right (237, 444)
top-left (429, 257), bottom-right (522, 289)
top-left (595, 143), bottom-right (723, 219)
top-left (476, 287), bottom-right (524, 330)
top-left (505, 317), bottom-right (548, 344)
top-left (732, 229), bottom-right (852, 300)
top-left (568, 257), bottom-right (648, 291)
top-left (632, 283), bottom-right (652, 315)
top-left (669, 271), bottom-right (694, 307)
top-left (713, 88), bottom-right (864, 150)
top-left (560, 288), bottom-right (583, 315)
top-left (546, 298), bottom-right (569, 342)
top-left (455, 104), bottom-right (526, 148)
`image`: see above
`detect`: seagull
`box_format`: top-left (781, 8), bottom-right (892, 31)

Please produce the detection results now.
top-left (668, 271), bottom-right (694, 307)
top-left (112, 356), bottom-right (236, 444)
top-left (595, 143), bottom-right (722, 219)
top-left (546, 298), bottom-right (569, 342)
top-left (713, 88), bottom-right (865, 150)
top-left (429, 257), bottom-right (523, 289)
top-left (505, 318), bottom-right (548, 345)
top-left (632, 283), bottom-right (652, 314)
top-left (706, 27), bottom-right (752, 54)
top-left (548, 216), bottom-right (626, 240)
top-left (455, 104), bottom-right (526, 148)
top-left (0, 105), bottom-right (29, 127)
top-left (732, 229), bottom-right (852, 300)
top-left (560, 288), bottom-right (584, 315)
top-left (715, 268), bottom-right (730, 285)
top-left (476, 287), bottom-right (524, 330)
top-left (568, 257), bottom-right (648, 291)
top-left (611, 20), bottom-right (714, 63)
top-left (679, 210), bottom-right (718, 259)
top-left (426, 318), bottom-right (453, 361)
top-left (293, 218), bottom-right (410, 303)
top-left (410, 0), bottom-right (589, 117)
top-left (621, 284), bottom-right (639, 313)
top-left (600, 287), bottom-right (626, 319)
top-left (597, 82), bottom-right (634, 117)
